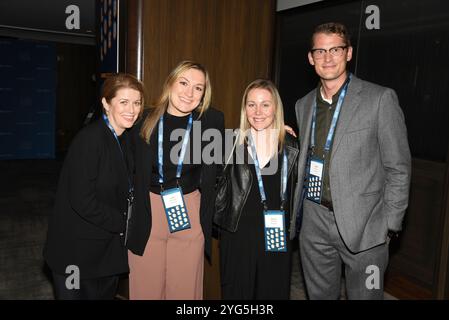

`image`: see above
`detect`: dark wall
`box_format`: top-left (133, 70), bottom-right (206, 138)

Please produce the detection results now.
top-left (0, 40), bottom-right (98, 157)
top-left (0, 0), bottom-right (95, 45)
top-left (0, 38), bottom-right (56, 159)
top-left (0, 0), bottom-right (98, 156)
top-left (56, 43), bottom-right (96, 154)
top-left (355, 1), bottom-right (449, 162)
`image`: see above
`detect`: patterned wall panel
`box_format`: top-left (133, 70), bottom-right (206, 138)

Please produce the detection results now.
top-left (0, 38), bottom-right (56, 159)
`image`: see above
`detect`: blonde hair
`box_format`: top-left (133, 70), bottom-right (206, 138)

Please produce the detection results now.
top-left (140, 60), bottom-right (212, 143)
top-left (238, 79), bottom-right (285, 150)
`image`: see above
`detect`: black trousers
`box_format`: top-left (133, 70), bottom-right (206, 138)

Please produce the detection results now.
top-left (52, 272), bottom-right (119, 300)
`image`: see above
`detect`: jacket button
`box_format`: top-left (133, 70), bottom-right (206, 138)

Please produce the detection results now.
top-left (123, 212), bottom-right (127, 216)
top-left (119, 233), bottom-right (124, 236)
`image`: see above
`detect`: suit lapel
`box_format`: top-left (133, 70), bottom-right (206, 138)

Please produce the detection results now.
top-left (299, 92), bottom-right (315, 154)
top-left (285, 145), bottom-right (299, 178)
top-left (330, 76), bottom-right (362, 160)
top-left (142, 128), bottom-right (155, 211)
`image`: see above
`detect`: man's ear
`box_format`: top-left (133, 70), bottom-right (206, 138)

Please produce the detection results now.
top-left (308, 51), bottom-right (315, 66)
top-left (346, 46), bottom-right (353, 62)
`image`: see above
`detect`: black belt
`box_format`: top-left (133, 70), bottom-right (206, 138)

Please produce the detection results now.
top-left (320, 199), bottom-right (333, 211)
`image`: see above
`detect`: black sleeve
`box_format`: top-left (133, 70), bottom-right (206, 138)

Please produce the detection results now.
top-left (127, 121), bottom-right (142, 177)
top-left (215, 110), bottom-right (225, 178)
top-left (67, 130), bottom-right (125, 233)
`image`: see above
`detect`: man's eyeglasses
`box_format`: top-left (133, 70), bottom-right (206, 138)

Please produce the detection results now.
top-left (310, 46), bottom-right (348, 59)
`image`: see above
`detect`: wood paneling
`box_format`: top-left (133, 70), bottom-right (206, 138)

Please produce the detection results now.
top-left (436, 146), bottom-right (449, 299)
top-left (139, 0), bottom-right (276, 299)
top-left (124, 0), bottom-right (143, 79)
top-left (142, 0), bottom-right (276, 128)
top-left (385, 159), bottom-right (447, 298)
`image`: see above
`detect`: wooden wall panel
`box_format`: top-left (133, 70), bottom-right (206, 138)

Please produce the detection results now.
top-left (124, 0), bottom-right (143, 79)
top-left (142, 0), bottom-right (276, 128)
top-left (436, 145), bottom-right (449, 299)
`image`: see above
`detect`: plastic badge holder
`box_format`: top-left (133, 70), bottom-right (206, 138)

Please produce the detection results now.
top-left (161, 188), bottom-right (191, 233)
top-left (264, 210), bottom-right (287, 252)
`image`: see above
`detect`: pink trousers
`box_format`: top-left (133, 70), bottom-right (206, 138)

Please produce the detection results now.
top-left (128, 190), bottom-right (204, 300)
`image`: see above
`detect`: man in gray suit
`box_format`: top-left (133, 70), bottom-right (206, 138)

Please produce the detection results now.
top-left (292, 22), bottom-right (411, 299)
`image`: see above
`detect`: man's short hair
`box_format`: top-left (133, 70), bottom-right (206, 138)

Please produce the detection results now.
top-left (311, 22), bottom-right (351, 48)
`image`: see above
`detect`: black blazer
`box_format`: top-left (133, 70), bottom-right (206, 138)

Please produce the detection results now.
top-left (44, 119), bottom-right (130, 279)
top-left (126, 107), bottom-right (225, 259)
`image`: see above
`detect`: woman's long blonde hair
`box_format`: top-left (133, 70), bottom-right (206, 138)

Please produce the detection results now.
top-left (140, 60), bottom-right (212, 143)
top-left (238, 79), bottom-right (285, 150)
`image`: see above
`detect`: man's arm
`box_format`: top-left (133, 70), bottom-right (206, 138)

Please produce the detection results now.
top-left (377, 88), bottom-right (412, 231)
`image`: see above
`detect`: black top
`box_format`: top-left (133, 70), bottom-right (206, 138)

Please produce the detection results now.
top-left (230, 151), bottom-right (291, 232)
top-left (221, 154), bottom-right (285, 249)
top-left (245, 154), bottom-right (284, 215)
top-left (213, 134), bottom-right (299, 236)
top-left (219, 154), bottom-right (292, 299)
top-left (148, 112), bottom-right (201, 194)
top-left (44, 118), bottom-right (130, 279)
top-left (127, 107), bottom-right (225, 259)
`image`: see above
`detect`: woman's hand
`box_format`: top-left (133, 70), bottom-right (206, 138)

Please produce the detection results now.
top-left (284, 125), bottom-right (297, 138)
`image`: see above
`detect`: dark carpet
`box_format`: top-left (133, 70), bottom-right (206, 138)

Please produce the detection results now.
top-left (0, 159), bottom-right (61, 299)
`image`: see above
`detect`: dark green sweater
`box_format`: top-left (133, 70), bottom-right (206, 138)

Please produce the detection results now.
top-left (312, 81), bottom-right (347, 205)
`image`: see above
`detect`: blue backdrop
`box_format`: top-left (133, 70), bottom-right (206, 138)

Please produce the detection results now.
top-left (0, 38), bottom-right (56, 159)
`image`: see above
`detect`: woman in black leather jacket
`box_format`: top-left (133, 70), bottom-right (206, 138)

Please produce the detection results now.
top-left (214, 79), bottom-right (299, 299)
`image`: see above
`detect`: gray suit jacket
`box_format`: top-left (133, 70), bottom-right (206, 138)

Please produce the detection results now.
top-left (290, 75), bottom-right (411, 253)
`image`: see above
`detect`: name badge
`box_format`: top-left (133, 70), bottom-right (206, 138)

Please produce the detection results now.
top-left (161, 187), bottom-right (191, 233)
top-left (306, 157), bottom-right (324, 203)
top-left (264, 210), bottom-right (287, 252)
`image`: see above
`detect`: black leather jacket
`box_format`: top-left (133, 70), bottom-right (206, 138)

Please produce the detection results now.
top-left (214, 134), bottom-right (299, 233)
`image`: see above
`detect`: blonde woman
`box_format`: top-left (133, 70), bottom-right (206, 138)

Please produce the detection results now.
top-left (214, 79), bottom-right (299, 299)
top-left (127, 61), bottom-right (224, 299)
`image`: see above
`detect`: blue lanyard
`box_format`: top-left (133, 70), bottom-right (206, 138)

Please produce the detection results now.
top-left (157, 113), bottom-right (193, 186)
top-left (311, 74), bottom-right (351, 154)
top-left (102, 114), bottom-right (133, 193)
top-left (248, 134), bottom-right (288, 210)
